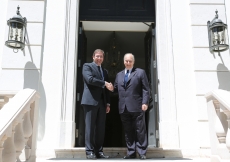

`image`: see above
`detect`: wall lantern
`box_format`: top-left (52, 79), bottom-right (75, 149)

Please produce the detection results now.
top-left (207, 10), bottom-right (229, 53)
top-left (5, 6), bottom-right (27, 53)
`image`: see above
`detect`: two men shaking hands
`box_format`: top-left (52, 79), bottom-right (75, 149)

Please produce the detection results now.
top-left (81, 49), bottom-right (150, 160)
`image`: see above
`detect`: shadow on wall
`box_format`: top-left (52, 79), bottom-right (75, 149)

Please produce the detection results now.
top-left (23, 62), bottom-right (46, 141)
top-left (217, 63), bottom-right (230, 91)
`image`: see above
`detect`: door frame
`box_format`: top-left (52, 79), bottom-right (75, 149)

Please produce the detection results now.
top-left (57, 0), bottom-right (180, 149)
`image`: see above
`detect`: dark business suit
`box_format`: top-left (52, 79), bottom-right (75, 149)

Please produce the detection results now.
top-left (81, 62), bottom-right (110, 155)
top-left (114, 67), bottom-right (150, 156)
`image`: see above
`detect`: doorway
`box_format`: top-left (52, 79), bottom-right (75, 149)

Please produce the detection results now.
top-left (86, 31), bottom-right (147, 147)
top-left (75, 23), bottom-right (158, 148)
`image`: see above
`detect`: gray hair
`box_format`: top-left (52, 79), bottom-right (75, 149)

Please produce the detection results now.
top-left (123, 53), bottom-right (135, 61)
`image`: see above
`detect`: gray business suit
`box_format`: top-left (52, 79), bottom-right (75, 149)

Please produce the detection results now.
top-left (81, 62), bottom-right (110, 155)
top-left (114, 67), bottom-right (150, 156)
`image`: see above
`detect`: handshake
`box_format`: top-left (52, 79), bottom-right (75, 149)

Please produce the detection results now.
top-left (105, 81), bottom-right (114, 91)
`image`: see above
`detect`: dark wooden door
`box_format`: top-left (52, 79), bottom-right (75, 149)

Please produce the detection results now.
top-left (80, 0), bottom-right (155, 21)
top-left (144, 23), bottom-right (158, 147)
top-left (75, 22), bottom-right (87, 147)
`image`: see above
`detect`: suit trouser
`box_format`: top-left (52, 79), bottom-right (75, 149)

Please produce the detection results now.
top-left (83, 99), bottom-right (106, 155)
top-left (120, 110), bottom-right (147, 156)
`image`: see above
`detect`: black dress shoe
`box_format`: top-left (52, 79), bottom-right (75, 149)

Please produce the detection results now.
top-left (86, 153), bottom-right (97, 159)
top-left (96, 153), bottom-right (109, 159)
top-left (140, 155), bottom-right (146, 160)
top-left (123, 154), bottom-right (136, 159)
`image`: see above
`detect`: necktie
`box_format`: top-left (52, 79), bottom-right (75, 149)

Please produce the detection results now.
top-left (124, 70), bottom-right (129, 87)
top-left (97, 66), bottom-right (102, 78)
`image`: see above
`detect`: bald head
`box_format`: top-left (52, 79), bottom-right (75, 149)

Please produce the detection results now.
top-left (124, 53), bottom-right (135, 69)
top-left (124, 53), bottom-right (135, 61)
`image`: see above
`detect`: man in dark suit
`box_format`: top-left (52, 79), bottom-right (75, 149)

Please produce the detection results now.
top-left (81, 49), bottom-right (113, 159)
top-left (112, 53), bottom-right (150, 160)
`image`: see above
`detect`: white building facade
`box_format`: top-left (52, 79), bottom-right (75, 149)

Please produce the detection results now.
top-left (0, 0), bottom-right (230, 159)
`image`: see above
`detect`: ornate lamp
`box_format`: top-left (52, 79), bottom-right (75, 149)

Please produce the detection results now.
top-left (207, 10), bottom-right (229, 53)
top-left (5, 6), bottom-right (27, 53)
top-left (104, 31), bottom-right (122, 78)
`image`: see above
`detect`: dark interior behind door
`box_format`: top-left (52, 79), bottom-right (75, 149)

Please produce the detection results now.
top-left (75, 22), bottom-right (87, 147)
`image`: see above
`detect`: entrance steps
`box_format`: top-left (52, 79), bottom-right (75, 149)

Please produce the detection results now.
top-left (54, 147), bottom-right (211, 159)
top-left (36, 157), bottom-right (211, 162)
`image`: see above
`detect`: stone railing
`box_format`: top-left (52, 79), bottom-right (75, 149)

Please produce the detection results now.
top-left (205, 89), bottom-right (230, 162)
top-left (0, 89), bottom-right (39, 162)
top-left (0, 91), bottom-right (17, 110)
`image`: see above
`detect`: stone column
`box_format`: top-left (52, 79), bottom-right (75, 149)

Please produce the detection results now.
top-left (156, 0), bottom-right (179, 148)
top-left (37, 0), bottom-right (73, 154)
top-left (168, 0), bottom-right (198, 150)
top-left (58, 0), bottom-right (80, 148)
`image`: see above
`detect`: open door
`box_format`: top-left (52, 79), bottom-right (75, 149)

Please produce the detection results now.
top-left (144, 23), bottom-right (159, 147)
top-left (75, 22), bottom-right (87, 147)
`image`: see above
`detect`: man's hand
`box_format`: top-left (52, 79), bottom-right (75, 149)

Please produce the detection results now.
top-left (142, 104), bottom-right (148, 111)
top-left (106, 105), bottom-right (110, 113)
top-left (105, 81), bottom-right (114, 91)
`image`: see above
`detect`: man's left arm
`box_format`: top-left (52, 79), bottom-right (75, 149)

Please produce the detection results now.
top-left (141, 70), bottom-right (150, 111)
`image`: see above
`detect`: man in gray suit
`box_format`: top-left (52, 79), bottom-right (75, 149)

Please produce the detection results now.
top-left (112, 53), bottom-right (150, 160)
top-left (81, 49), bottom-right (112, 159)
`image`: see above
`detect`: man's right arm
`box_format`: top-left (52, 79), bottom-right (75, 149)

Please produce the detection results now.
top-left (82, 63), bottom-right (105, 88)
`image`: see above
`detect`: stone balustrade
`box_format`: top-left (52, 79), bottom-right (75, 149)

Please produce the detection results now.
top-left (205, 90), bottom-right (230, 162)
top-left (0, 89), bottom-right (39, 162)
top-left (0, 91), bottom-right (17, 110)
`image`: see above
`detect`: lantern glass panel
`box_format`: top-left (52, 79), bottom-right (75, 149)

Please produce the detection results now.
top-left (210, 25), bottom-right (229, 51)
top-left (8, 22), bottom-right (25, 48)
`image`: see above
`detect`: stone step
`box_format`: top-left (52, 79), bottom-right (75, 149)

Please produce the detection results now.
top-left (54, 147), bottom-right (211, 159)
top-left (36, 157), bottom-right (210, 162)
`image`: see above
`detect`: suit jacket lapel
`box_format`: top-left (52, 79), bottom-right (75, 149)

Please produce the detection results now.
top-left (127, 68), bottom-right (136, 83)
